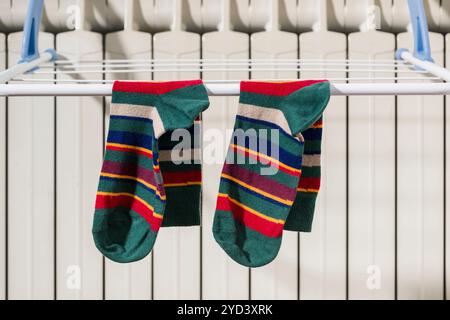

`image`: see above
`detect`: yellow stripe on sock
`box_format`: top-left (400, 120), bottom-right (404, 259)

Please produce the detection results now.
top-left (96, 191), bottom-right (163, 219)
top-left (217, 193), bottom-right (285, 225)
top-left (100, 172), bottom-right (166, 200)
top-left (106, 143), bottom-right (153, 157)
top-left (297, 188), bottom-right (319, 193)
top-left (221, 173), bottom-right (293, 206)
top-left (164, 181), bottom-right (202, 187)
top-left (231, 144), bottom-right (301, 174)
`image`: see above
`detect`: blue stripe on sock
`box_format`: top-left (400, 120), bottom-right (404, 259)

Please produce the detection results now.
top-left (232, 132), bottom-right (302, 169)
top-left (110, 114), bottom-right (153, 123)
top-left (301, 128), bottom-right (322, 140)
top-left (107, 130), bottom-right (153, 150)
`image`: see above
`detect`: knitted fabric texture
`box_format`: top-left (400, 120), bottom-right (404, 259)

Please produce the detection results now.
top-left (284, 117), bottom-right (323, 232)
top-left (93, 80), bottom-right (209, 263)
top-left (212, 80), bottom-right (330, 267)
top-left (159, 117), bottom-right (202, 227)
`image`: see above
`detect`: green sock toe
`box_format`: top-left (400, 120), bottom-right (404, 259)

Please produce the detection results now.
top-left (213, 213), bottom-right (282, 268)
top-left (92, 209), bottom-right (157, 263)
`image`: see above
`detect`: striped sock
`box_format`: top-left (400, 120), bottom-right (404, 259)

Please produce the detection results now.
top-left (93, 80), bottom-right (209, 263)
top-left (213, 80), bottom-right (330, 267)
top-left (159, 117), bottom-right (202, 227)
top-left (284, 118), bottom-right (323, 232)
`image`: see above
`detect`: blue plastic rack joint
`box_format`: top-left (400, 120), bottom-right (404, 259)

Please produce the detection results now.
top-left (395, 0), bottom-right (434, 64)
top-left (18, 0), bottom-right (57, 70)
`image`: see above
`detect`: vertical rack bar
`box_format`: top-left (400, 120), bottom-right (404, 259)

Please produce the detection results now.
top-left (0, 0), bottom-right (57, 84)
top-left (0, 32), bottom-right (5, 301)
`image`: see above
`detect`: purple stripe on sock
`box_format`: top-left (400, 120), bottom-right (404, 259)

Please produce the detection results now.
top-left (102, 160), bottom-right (157, 186)
top-left (222, 163), bottom-right (297, 200)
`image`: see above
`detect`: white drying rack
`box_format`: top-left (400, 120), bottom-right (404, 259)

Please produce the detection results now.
top-left (0, 0), bottom-right (449, 97)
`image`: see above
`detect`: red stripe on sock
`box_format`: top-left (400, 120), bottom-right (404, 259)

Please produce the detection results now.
top-left (161, 170), bottom-right (201, 184)
top-left (312, 118), bottom-right (323, 126)
top-left (240, 80), bottom-right (326, 96)
top-left (113, 80), bottom-right (203, 95)
top-left (298, 177), bottom-right (321, 190)
top-left (95, 194), bottom-right (162, 231)
top-left (216, 195), bottom-right (283, 238)
top-left (106, 144), bottom-right (153, 158)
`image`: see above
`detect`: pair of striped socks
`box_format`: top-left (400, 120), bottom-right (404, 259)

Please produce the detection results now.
top-left (92, 79), bottom-right (329, 266)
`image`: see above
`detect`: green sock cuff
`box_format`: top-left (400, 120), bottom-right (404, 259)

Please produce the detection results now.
top-left (157, 83), bottom-right (210, 132)
top-left (284, 193), bottom-right (318, 232)
top-left (111, 80), bottom-right (210, 137)
top-left (161, 185), bottom-right (201, 227)
top-left (158, 122), bottom-right (202, 227)
top-left (281, 81), bottom-right (330, 135)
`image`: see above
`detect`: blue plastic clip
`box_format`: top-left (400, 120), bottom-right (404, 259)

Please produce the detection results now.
top-left (18, 0), bottom-right (57, 66)
top-left (395, 0), bottom-right (433, 62)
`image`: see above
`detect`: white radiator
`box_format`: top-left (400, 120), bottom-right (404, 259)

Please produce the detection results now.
top-left (0, 0), bottom-right (448, 300)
